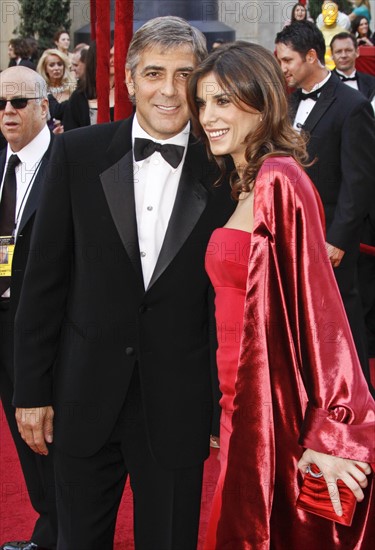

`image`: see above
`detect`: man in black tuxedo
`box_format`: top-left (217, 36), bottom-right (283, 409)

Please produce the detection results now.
top-left (275, 21), bottom-right (375, 391)
top-left (330, 32), bottom-right (375, 370)
top-left (0, 67), bottom-right (57, 550)
top-left (330, 32), bottom-right (375, 101)
top-left (13, 17), bottom-right (234, 550)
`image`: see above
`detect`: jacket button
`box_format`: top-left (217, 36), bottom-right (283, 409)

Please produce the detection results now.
top-left (125, 347), bottom-right (134, 356)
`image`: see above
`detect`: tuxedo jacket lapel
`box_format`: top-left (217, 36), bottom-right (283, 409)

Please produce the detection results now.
top-left (302, 74), bottom-right (338, 133)
top-left (18, 147), bottom-right (51, 234)
top-left (148, 160), bottom-right (208, 290)
top-left (0, 150), bottom-right (6, 177)
top-left (100, 117), bottom-right (143, 284)
top-left (100, 149), bottom-right (143, 284)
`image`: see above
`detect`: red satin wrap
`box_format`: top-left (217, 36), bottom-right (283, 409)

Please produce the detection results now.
top-left (216, 157), bottom-right (375, 549)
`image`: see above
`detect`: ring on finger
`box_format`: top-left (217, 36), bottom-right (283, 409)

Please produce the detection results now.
top-left (306, 464), bottom-right (324, 478)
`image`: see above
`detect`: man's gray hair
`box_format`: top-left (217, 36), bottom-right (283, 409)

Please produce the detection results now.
top-left (126, 16), bottom-right (207, 75)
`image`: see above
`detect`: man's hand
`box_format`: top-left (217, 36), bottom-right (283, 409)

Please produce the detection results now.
top-left (16, 406), bottom-right (54, 455)
top-left (325, 242), bottom-right (345, 268)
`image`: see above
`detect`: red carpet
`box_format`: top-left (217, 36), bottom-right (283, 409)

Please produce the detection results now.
top-left (0, 405), bottom-right (220, 548)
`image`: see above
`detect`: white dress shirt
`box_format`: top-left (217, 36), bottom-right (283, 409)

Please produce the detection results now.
top-left (335, 69), bottom-right (359, 91)
top-left (132, 114), bottom-right (189, 289)
top-left (0, 124), bottom-right (50, 296)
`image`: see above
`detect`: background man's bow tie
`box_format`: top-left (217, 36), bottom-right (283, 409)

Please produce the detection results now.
top-left (339, 74), bottom-right (357, 82)
top-left (134, 138), bottom-right (185, 169)
top-left (299, 88), bottom-right (321, 101)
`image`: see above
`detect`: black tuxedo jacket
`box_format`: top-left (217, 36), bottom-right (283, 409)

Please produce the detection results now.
top-left (13, 117), bottom-right (234, 468)
top-left (290, 72), bottom-right (375, 251)
top-left (332, 68), bottom-right (375, 100)
top-left (0, 136), bottom-right (53, 377)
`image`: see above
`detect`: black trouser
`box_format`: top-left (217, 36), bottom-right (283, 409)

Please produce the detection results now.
top-left (334, 247), bottom-right (373, 393)
top-left (55, 368), bottom-right (204, 550)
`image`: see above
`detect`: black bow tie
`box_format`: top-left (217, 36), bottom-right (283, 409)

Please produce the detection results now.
top-left (134, 138), bottom-right (185, 169)
top-left (339, 74), bottom-right (357, 82)
top-left (299, 88), bottom-right (322, 101)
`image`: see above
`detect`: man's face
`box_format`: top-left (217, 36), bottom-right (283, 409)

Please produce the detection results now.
top-left (331, 38), bottom-right (358, 73)
top-left (0, 70), bottom-right (48, 152)
top-left (276, 43), bottom-right (312, 89)
top-left (71, 52), bottom-right (85, 80)
top-left (8, 44), bottom-right (16, 59)
top-left (125, 44), bottom-right (196, 140)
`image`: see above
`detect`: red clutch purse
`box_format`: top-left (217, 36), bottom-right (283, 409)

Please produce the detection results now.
top-left (296, 464), bottom-right (357, 526)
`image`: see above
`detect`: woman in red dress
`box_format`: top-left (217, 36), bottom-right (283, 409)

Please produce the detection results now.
top-left (187, 42), bottom-right (375, 549)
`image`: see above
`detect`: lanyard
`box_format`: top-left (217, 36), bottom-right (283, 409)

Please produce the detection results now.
top-left (12, 158), bottom-right (43, 236)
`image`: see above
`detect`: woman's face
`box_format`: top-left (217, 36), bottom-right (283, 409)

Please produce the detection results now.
top-left (109, 46), bottom-right (115, 76)
top-left (196, 72), bottom-right (262, 168)
top-left (294, 5), bottom-right (306, 21)
top-left (45, 55), bottom-right (64, 81)
top-left (358, 18), bottom-right (369, 36)
top-left (56, 32), bottom-right (70, 52)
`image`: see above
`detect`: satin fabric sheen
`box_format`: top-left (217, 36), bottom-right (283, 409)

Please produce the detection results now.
top-left (204, 228), bottom-right (251, 549)
top-left (214, 157), bottom-right (375, 549)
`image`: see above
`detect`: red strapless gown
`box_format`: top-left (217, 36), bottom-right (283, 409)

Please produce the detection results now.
top-left (204, 227), bottom-right (251, 550)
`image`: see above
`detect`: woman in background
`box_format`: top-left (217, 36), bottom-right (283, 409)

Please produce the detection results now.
top-left (350, 0), bottom-right (372, 23)
top-left (37, 48), bottom-right (75, 129)
top-left (53, 29), bottom-right (74, 67)
top-left (187, 41), bottom-right (375, 549)
top-left (352, 15), bottom-right (375, 46)
top-left (283, 3), bottom-right (308, 27)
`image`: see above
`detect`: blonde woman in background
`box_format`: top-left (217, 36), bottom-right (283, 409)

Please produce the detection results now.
top-left (37, 48), bottom-right (76, 131)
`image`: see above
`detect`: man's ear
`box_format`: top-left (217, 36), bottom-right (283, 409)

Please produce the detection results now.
top-left (306, 48), bottom-right (318, 63)
top-left (41, 97), bottom-right (50, 119)
top-left (125, 67), bottom-right (135, 97)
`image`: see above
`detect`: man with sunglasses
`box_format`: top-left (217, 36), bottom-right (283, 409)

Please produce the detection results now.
top-left (0, 67), bottom-right (57, 550)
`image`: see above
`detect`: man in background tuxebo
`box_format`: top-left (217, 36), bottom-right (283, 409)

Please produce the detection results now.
top-left (0, 67), bottom-right (57, 550)
top-left (13, 17), bottom-right (234, 550)
top-left (276, 21), bottom-right (375, 394)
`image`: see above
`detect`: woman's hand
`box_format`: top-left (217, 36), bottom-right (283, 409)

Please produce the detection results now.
top-left (357, 36), bottom-right (373, 46)
top-left (298, 449), bottom-right (372, 517)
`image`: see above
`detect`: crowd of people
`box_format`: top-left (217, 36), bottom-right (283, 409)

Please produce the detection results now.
top-left (0, 2), bottom-right (374, 550)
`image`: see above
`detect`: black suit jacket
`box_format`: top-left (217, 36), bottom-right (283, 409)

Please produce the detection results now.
top-left (8, 58), bottom-right (36, 70)
top-left (0, 131), bottom-right (7, 151)
top-left (332, 68), bottom-right (375, 100)
top-left (13, 117), bottom-right (234, 468)
top-left (0, 135), bottom-right (53, 377)
top-left (290, 72), bottom-right (375, 252)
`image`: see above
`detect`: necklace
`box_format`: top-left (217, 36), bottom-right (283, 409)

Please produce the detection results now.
top-left (48, 83), bottom-right (67, 94)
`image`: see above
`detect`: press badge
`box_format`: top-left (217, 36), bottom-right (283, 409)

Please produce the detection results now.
top-left (0, 236), bottom-right (15, 277)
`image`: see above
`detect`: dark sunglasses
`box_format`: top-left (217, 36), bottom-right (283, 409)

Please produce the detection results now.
top-left (0, 97), bottom-right (44, 110)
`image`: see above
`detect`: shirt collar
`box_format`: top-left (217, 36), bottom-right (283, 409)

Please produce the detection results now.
top-left (6, 124), bottom-right (51, 169)
top-left (301, 72), bottom-right (331, 95)
top-left (132, 113), bottom-right (190, 170)
top-left (335, 68), bottom-right (357, 79)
